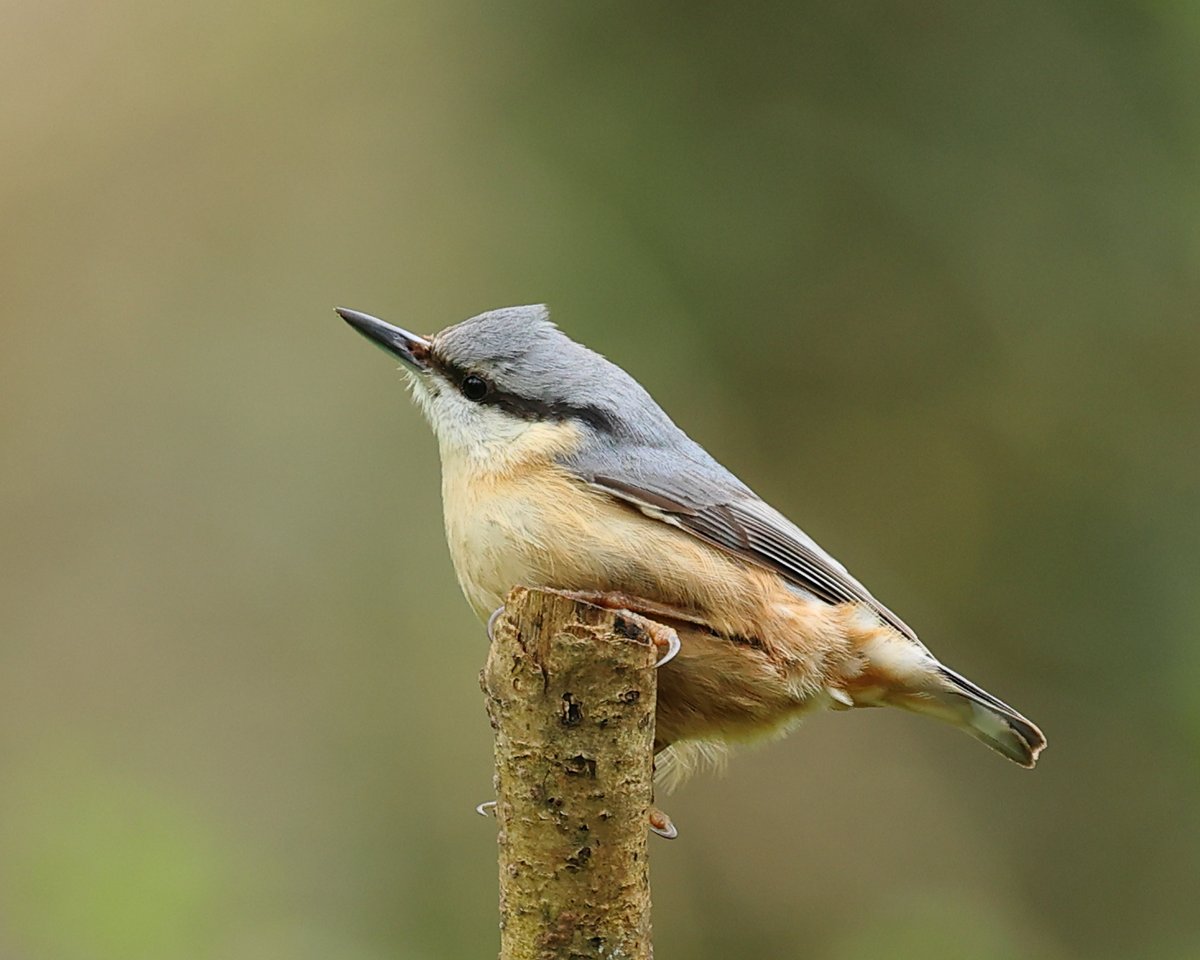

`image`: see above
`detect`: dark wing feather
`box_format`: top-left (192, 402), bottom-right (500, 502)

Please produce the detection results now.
top-left (585, 471), bottom-right (922, 646)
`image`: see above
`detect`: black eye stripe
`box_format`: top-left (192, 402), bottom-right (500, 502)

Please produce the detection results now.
top-left (428, 350), bottom-right (616, 433)
top-left (487, 393), bottom-right (616, 433)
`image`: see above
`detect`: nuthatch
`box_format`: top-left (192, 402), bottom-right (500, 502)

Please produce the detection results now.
top-left (338, 304), bottom-right (1045, 788)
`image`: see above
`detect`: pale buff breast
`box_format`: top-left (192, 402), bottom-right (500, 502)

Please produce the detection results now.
top-left (436, 421), bottom-right (821, 644)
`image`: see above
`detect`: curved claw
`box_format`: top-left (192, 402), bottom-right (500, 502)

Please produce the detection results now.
top-left (486, 606), bottom-right (504, 643)
top-left (654, 629), bottom-right (681, 668)
top-left (649, 807), bottom-right (678, 839)
top-left (476, 800), bottom-right (497, 818)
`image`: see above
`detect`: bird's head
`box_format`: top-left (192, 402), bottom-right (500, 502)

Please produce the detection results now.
top-left (337, 304), bottom-right (649, 467)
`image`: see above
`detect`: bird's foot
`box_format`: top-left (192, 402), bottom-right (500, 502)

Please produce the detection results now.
top-left (476, 800), bottom-right (496, 817)
top-left (649, 806), bottom-right (678, 839)
top-left (486, 606), bottom-right (504, 643)
top-left (634, 614), bottom-right (681, 668)
top-left (540, 588), bottom-right (681, 668)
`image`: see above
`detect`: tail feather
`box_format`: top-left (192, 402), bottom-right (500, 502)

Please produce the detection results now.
top-left (937, 665), bottom-right (1046, 766)
top-left (875, 665), bottom-right (1045, 767)
top-left (848, 628), bottom-right (1046, 767)
top-left (900, 665), bottom-right (1046, 767)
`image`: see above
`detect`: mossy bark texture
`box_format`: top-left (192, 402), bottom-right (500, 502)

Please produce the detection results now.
top-left (482, 587), bottom-right (657, 960)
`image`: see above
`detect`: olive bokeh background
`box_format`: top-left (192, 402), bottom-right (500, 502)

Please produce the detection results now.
top-left (3, 4), bottom-right (1198, 959)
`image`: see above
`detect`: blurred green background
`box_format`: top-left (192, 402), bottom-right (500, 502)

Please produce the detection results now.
top-left (2, 3), bottom-right (1198, 958)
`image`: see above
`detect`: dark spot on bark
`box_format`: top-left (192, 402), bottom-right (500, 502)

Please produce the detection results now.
top-left (538, 912), bottom-right (579, 950)
top-left (565, 846), bottom-right (592, 871)
top-left (612, 616), bottom-right (643, 640)
top-left (560, 693), bottom-right (583, 725)
top-left (621, 689), bottom-right (641, 703)
top-left (564, 754), bottom-right (597, 778)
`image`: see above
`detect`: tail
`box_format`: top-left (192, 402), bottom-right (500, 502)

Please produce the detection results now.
top-left (889, 664), bottom-right (1046, 767)
top-left (846, 627), bottom-right (1046, 767)
top-left (937, 665), bottom-right (1046, 767)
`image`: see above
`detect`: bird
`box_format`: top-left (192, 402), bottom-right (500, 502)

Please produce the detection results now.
top-left (337, 303), bottom-right (1046, 790)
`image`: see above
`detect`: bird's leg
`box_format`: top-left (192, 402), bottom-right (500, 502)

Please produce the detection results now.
top-left (539, 588), bottom-right (683, 667)
top-left (541, 588), bottom-right (710, 628)
top-left (491, 590), bottom-right (684, 664)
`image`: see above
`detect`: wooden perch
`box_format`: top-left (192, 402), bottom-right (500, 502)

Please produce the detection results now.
top-left (481, 586), bottom-right (658, 960)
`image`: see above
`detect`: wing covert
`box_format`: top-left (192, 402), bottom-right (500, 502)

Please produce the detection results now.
top-left (584, 471), bottom-right (920, 644)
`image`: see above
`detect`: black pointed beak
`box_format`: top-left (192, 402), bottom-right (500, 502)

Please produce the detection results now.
top-left (336, 307), bottom-right (431, 372)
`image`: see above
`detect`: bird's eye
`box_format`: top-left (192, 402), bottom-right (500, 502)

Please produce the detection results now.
top-left (461, 375), bottom-right (489, 401)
